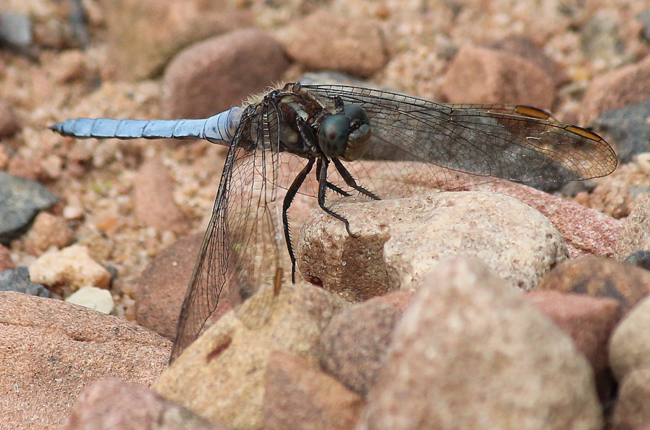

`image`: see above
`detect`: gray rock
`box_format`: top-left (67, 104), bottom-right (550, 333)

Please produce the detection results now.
top-left (297, 191), bottom-right (567, 301)
top-left (359, 257), bottom-right (603, 430)
top-left (0, 266), bottom-right (49, 297)
top-left (0, 12), bottom-right (32, 48)
top-left (595, 99), bottom-right (650, 163)
top-left (0, 171), bottom-right (59, 245)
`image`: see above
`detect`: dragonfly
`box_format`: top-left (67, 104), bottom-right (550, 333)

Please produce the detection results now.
top-left (50, 82), bottom-right (617, 362)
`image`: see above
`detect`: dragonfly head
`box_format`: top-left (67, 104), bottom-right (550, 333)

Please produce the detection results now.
top-left (318, 104), bottom-right (371, 161)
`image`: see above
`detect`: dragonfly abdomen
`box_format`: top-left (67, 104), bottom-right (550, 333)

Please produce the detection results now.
top-left (49, 107), bottom-right (243, 144)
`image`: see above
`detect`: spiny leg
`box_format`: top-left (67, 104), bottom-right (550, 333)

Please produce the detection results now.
top-left (317, 158), bottom-right (355, 237)
top-left (332, 157), bottom-right (381, 200)
top-left (282, 157), bottom-right (315, 283)
top-left (315, 157), bottom-right (352, 197)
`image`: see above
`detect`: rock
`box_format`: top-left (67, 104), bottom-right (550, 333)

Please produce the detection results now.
top-left (624, 251), bottom-right (650, 271)
top-left (63, 378), bottom-right (226, 430)
top-left (611, 368), bottom-right (650, 430)
top-left (609, 295), bottom-right (650, 381)
top-left (537, 256), bottom-right (650, 313)
top-left (489, 36), bottom-right (568, 87)
top-left (0, 292), bottom-right (171, 429)
top-left (162, 29), bottom-right (290, 120)
top-left (29, 245), bottom-right (112, 291)
top-left (275, 11), bottom-right (387, 78)
top-left (441, 46), bottom-right (555, 109)
top-left (580, 54), bottom-right (650, 124)
top-left (153, 283), bottom-right (345, 430)
top-left (0, 12), bottom-right (32, 50)
top-left (263, 351), bottom-right (365, 430)
top-left (0, 266), bottom-right (49, 297)
top-left (594, 99), bottom-right (650, 163)
top-left (0, 171), bottom-right (59, 246)
top-left (136, 233), bottom-right (205, 340)
top-left (134, 156), bottom-right (190, 235)
top-left (6, 156), bottom-right (45, 181)
top-left (639, 8), bottom-right (650, 42)
top-left (616, 195), bottom-right (650, 260)
top-left (23, 212), bottom-right (75, 255)
top-left (104, 0), bottom-right (254, 80)
top-left (66, 286), bottom-right (114, 314)
top-left (359, 257), bottom-right (603, 430)
top-left (580, 12), bottom-right (624, 66)
top-left (319, 299), bottom-right (399, 396)
top-left (297, 191), bottom-right (567, 301)
top-left (371, 290), bottom-right (415, 313)
top-left (0, 243), bottom-right (13, 272)
top-left (0, 99), bottom-right (20, 137)
top-left (525, 291), bottom-right (621, 372)
top-left (476, 180), bottom-right (620, 259)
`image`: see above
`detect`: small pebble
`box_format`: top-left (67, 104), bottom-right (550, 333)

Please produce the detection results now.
top-left (66, 286), bottom-right (114, 314)
top-left (0, 266), bottom-right (50, 297)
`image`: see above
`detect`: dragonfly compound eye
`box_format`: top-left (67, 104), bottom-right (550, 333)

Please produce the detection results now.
top-left (342, 104), bottom-right (371, 161)
top-left (319, 114), bottom-right (350, 158)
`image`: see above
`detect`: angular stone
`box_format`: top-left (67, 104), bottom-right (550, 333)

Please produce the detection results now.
top-left (66, 286), bottom-right (114, 314)
top-left (359, 257), bottom-right (603, 430)
top-left (29, 245), bottom-right (111, 291)
top-left (263, 351), bottom-right (364, 430)
top-left (297, 191), bottom-right (567, 301)
top-left (0, 266), bottom-right (49, 297)
top-left (0, 171), bottom-right (58, 245)
top-left (153, 284), bottom-right (345, 430)
top-left (319, 299), bottom-right (399, 396)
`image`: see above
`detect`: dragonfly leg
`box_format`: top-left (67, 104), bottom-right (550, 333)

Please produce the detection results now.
top-left (315, 158), bottom-right (352, 197)
top-left (317, 158), bottom-right (355, 237)
top-left (282, 157), bottom-right (315, 283)
top-left (332, 158), bottom-right (380, 200)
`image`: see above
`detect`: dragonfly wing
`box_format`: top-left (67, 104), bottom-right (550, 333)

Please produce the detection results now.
top-left (170, 104), bottom-right (283, 363)
top-left (303, 85), bottom-right (617, 184)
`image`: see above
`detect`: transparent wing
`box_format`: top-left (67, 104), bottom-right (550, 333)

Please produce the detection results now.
top-left (170, 103), bottom-right (283, 363)
top-left (302, 85), bottom-right (617, 186)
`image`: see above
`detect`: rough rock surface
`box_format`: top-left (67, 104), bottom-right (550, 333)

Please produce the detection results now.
top-left (359, 257), bottom-right (603, 430)
top-left (297, 191), bottom-right (567, 300)
top-left (0, 292), bottom-right (171, 429)
top-left (153, 284), bottom-right (345, 430)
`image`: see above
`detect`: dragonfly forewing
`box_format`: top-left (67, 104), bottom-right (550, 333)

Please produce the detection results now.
top-left (303, 85), bottom-right (617, 184)
top-left (170, 104), bottom-right (284, 362)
